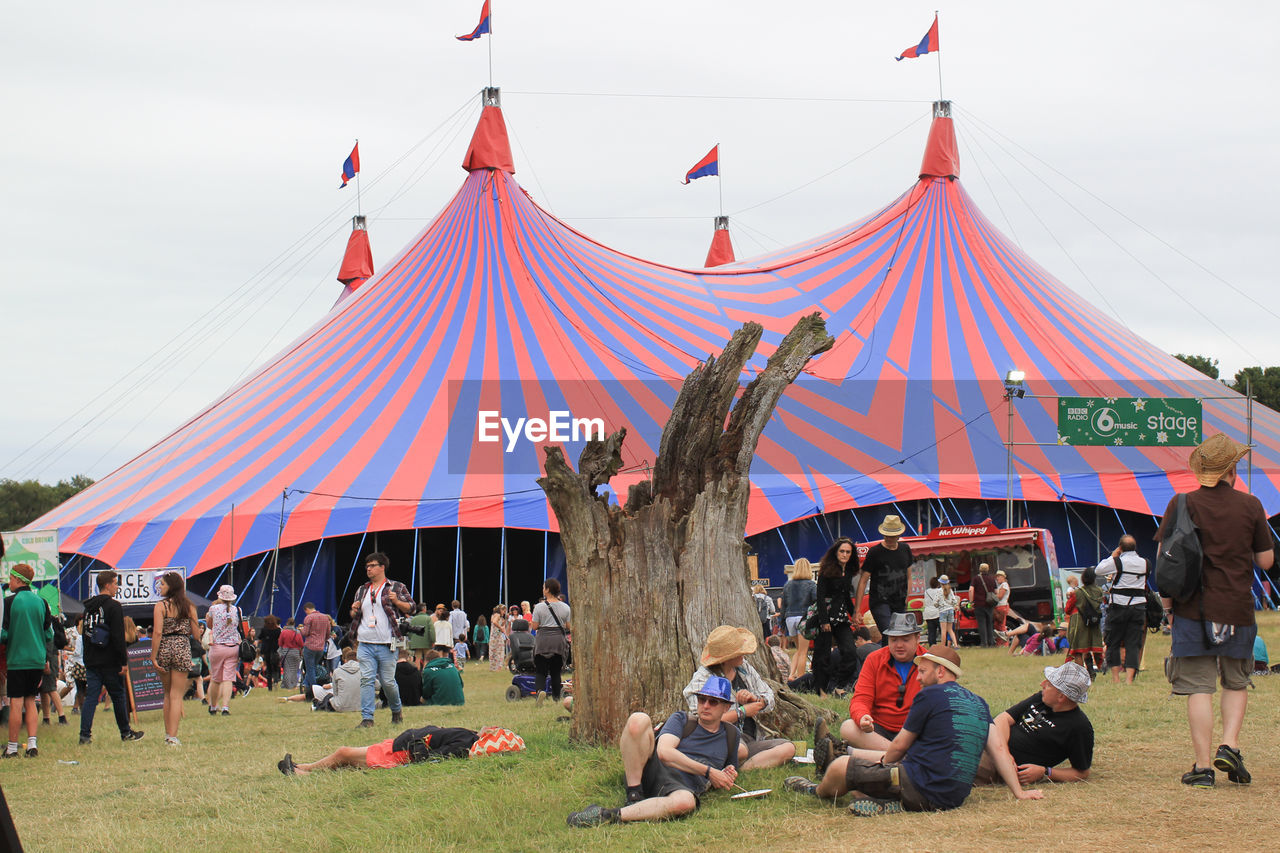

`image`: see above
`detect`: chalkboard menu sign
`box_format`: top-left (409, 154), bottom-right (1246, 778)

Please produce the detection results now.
top-left (127, 638), bottom-right (165, 714)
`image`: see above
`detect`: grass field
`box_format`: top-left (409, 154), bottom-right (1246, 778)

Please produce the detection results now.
top-left (3, 613), bottom-right (1279, 852)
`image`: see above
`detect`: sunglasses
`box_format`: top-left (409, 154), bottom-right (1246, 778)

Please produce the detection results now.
top-left (896, 680), bottom-right (908, 708)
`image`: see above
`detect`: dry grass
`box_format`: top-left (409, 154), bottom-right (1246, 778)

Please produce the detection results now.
top-left (3, 613), bottom-right (1279, 852)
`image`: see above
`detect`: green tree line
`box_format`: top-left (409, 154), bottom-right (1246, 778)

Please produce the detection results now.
top-left (0, 476), bottom-right (95, 531)
top-left (1174, 354), bottom-right (1280, 412)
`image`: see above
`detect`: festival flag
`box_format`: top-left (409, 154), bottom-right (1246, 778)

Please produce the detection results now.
top-left (457, 0), bottom-right (492, 41)
top-left (682, 144), bottom-right (719, 184)
top-left (339, 143), bottom-right (360, 188)
top-left (896, 15), bottom-right (939, 61)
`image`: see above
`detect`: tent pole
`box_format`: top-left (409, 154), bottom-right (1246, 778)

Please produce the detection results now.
top-left (1247, 377), bottom-right (1254, 491)
top-left (269, 490), bottom-right (286, 615)
top-left (416, 529), bottom-right (425, 604)
top-left (456, 528), bottom-right (464, 611)
top-left (294, 539), bottom-right (325, 617)
top-left (410, 528), bottom-right (419, 600)
top-left (543, 531), bottom-right (548, 582)
top-left (338, 531), bottom-right (369, 615)
top-left (500, 529), bottom-right (507, 607)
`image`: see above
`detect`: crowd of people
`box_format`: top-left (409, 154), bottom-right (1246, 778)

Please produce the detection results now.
top-left (0, 434), bottom-right (1272, 828)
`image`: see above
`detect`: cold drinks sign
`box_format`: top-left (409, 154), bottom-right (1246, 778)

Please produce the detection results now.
top-left (114, 568), bottom-right (185, 605)
top-left (1057, 397), bottom-right (1202, 446)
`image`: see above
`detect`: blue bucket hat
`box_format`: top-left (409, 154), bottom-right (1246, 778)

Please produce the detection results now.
top-left (693, 675), bottom-right (734, 704)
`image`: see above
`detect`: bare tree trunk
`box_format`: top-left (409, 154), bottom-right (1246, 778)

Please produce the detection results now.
top-left (539, 314), bottom-right (835, 744)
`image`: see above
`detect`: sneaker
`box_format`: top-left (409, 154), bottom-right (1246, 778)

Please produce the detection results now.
top-left (165, 736), bottom-right (181, 746)
top-left (624, 786), bottom-right (645, 805)
top-left (208, 706), bottom-right (217, 716)
top-left (356, 719), bottom-right (375, 729)
top-left (1, 749), bottom-right (18, 759)
top-left (391, 711), bottom-right (404, 725)
top-left (278, 754), bottom-right (297, 776)
top-left (121, 730), bottom-right (145, 742)
top-left (201, 698), bottom-right (209, 705)
top-left (24, 747), bottom-right (38, 758)
top-left (848, 796), bottom-right (904, 817)
top-left (221, 709), bottom-right (230, 716)
top-left (566, 804), bottom-right (619, 828)
top-left (79, 735), bottom-right (92, 746)
top-left (813, 734), bottom-right (834, 776)
top-left (1181, 765), bottom-right (1215, 788)
top-left (1213, 744), bottom-right (1251, 784)
top-left (536, 691), bottom-right (546, 706)
top-left (783, 776), bottom-right (819, 796)
top-left (57, 716), bottom-right (68, 726)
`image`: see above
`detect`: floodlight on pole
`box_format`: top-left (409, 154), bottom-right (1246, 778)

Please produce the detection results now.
top-left (1003, 369), bottom-right (1026, 527)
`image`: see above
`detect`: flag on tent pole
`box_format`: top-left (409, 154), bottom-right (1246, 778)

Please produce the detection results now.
top-left (339, 143), bottom-right (360, 188)
top-left (457, 0), bottom-right (492, 41)
top-left (896, 15), bottom-right (939, 60)
top-left (682, 144), bottom-right (719, 184)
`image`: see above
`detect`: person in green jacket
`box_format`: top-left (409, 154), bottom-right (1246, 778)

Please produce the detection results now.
top-left (420, 648), bottom-right (465, 705)
top-left (3, 563), bottom-right (54, 757)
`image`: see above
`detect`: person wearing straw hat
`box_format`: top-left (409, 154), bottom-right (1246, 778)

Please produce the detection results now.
top-left (3, 563), bottom-right (54, 757)
top-left (855, 515), bottom-right (914, 636)
top-left (976, 661), bottom-right (1094, 787)
top-left (566, 675), bottom-right (741, 827)
top-left (787, 644), bottom-right (1042, 815)
top-left (1156, 433), bottom-right (1274, 788)
top-left (682, 626), bottom-right (796, 770)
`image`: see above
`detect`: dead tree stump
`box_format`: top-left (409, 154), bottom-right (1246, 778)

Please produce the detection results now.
top-left (538, 314), bottom-right (835, 744)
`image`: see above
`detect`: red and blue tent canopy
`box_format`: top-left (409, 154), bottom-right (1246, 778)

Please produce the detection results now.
top-left (31, 99), bottom-right (1280, 575)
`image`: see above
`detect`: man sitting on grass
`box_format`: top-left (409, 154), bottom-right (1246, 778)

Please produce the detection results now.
top-left (787, 645), bottom-right (1043, 815)
top-left (278, 724), bottom-right (480, 775)
top-left (976, 661), bottom-right (1093, 786)
top-left (420, 646), bottom-right (465, 705)
top-left (837, 612), bottom-right (926, 752)
top-left (566, 675), bottom-right (740, 827)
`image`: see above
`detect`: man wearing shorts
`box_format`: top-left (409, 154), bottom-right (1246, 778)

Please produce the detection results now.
top-left (3, 563), bottom-right (54, 757)
top-left (566, 675), bottom-right (740, 827)
top-left (277, 724), bottom-right (479, 775)
top-left (1157, 434), bottom-right (1274, 787)
top-left (787, 644), bottom-right (1042, 814)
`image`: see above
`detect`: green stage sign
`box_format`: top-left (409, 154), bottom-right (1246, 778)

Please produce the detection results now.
top-left (1057, 397), bottom-right (1202, 446)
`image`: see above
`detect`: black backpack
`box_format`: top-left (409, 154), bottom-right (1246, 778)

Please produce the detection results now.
top-left (1156, 494), bottom-right (1203, 602)
top-left (1075, 593), bottom-right (1101, 627)
top-left (82, 605), bottom-right (111, 648)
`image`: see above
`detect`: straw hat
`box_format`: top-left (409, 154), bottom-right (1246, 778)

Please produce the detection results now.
top-left (1189, 433), bottom-right (1248, 487)
top-left (216, 584), bottom-right (236, 601)
top-left (878, 515), bottom-right (907, 537)
top-left (914, 643), bottom-right (963, 677)
top-left (701, 625), bottom-right (757, 665)
top-left (937, 574), bottom-right (951, 585)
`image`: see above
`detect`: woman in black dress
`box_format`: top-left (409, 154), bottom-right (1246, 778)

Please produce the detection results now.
top-left (258, 615), bottom-right (281, 692)
top-left (812, 537), bottom-right (860, 698)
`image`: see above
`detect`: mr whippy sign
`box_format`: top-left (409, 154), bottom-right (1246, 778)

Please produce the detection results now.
top-left (1056, 397), bottom-right (1202, 446)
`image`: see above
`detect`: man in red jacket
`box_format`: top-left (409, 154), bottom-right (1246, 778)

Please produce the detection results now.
top-left (819, 613), bottom-right (925, 767)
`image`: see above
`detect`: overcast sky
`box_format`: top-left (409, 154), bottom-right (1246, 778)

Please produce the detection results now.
top-left (4, 1), bottom-right (1277, 486)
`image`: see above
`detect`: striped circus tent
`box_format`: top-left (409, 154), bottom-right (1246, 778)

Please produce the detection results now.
top-left (31, 95), bottom-right (1280, 582)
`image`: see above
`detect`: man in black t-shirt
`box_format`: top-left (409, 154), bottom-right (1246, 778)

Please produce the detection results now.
top-left (977, 662), bottom-right (1093, 786)
top-left (855, 515), bottom-right (914, 635)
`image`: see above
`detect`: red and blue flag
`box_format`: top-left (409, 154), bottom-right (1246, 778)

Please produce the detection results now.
top-left (682, 144), bottom-right (719, 184)
top-left (897, 15), bottom-right (939, 61)
top-left (457, 0), bottom-right (491, 41)
top-left (340, 143), bottom-right (360, 188)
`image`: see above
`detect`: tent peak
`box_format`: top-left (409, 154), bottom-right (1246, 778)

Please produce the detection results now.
top-left (462, 87), bottom-right (516, 174)
top-left (919, 100), bottom-right (959, 180)
top-left (704, 215), bottom-right (735, 267)
top-left (336, 214), bottom-right (374, 303)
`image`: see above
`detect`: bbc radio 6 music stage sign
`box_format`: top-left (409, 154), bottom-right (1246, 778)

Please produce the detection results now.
top-left (1057, 397), bottom-right (1202, 446)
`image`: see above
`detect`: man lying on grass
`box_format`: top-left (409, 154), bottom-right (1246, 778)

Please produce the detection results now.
top-left (975, 661), bottom-right (1093, 786)
top-left (278, 724), bottom-right (480, 775)
top-left (790, 645), bottom-right (1043, 815)
top-left (566, 675), bottom-right (740, 827)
